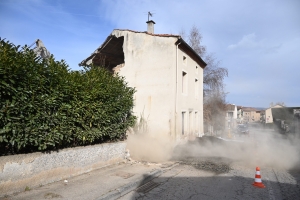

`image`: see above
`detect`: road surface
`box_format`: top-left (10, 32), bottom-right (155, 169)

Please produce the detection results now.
top-left (120, 127), bottom-right (300, 199)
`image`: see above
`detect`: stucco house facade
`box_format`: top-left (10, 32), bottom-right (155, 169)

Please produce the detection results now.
top-left (225, 104), bottom-right (237, 129)
top-left (241, 107), bottom-right (261, 123)
top-left (80, 22), bottom-right (207, 140)
top-left (237, 106), bottom-right (243, 123)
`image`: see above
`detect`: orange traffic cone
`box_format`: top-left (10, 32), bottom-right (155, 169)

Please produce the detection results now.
top-left (252, 167), bottom-right (265, 188)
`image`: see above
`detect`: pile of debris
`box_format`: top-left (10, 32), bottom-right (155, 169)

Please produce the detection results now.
top-left (180, 157), bottom-right (231, 174)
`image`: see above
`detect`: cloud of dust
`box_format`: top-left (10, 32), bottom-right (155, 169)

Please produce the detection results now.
top-left (126, 131), bottom-right (177, 163)
top-left (126, 124), bottom-right (300, 170)
top-left (173, 128), bottom-right (300, 170)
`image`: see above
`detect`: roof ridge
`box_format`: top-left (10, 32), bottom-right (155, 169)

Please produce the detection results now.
top-left (113, 29), bottom-right (181, 38)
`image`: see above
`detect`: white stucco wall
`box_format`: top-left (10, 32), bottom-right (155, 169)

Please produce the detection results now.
top-left (234, 105), bottom-right (238, 119)
top-left (111, 30), bottom-right (204, 139)
top-left (112, 30), bottom-right (176, 136)
top-left (176, 49), bottom-right (204, 138)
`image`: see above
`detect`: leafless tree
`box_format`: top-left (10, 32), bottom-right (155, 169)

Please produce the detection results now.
top-left (187, 26), bottom-right (207, 56)
top-left (204, 91), bottom-right (227, 131)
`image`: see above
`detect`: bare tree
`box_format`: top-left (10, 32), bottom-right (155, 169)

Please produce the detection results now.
top-left (181, 26), bottom-right (228, 133)
top-left (204, 91), bottom-right (227, 131)
top-left (187, 26), bottom-right (207, 56)
top-left (203, 54), bottom-right (228, 95)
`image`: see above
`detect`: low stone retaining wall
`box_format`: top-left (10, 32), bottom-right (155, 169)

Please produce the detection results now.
top-left (0, 142), bottom-right (126, 197)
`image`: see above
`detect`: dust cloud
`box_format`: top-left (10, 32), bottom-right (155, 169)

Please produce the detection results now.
top-left (126, 126), bottom-right (300, 170)
top-left (175, 130), bottom-right (300, 170)
top-left (126, 131), bottom-right (177, 162)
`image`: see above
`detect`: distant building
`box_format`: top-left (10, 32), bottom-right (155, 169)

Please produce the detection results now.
top-left (237, 106), bottom-right (243, 123)
top-left (241, 107), bottom-right (261, 123)
top-left (264, 104), bottom-right (284, 123)
top-left (80, 21), bottom-right (207, 140)
top-left (225, 105), bottom-right (262, 129)
top-left (225, 104), bottom-right (237, 128)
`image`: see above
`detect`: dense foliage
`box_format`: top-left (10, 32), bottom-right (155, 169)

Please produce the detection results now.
top-left (0, 38), bottom-right (136, 155)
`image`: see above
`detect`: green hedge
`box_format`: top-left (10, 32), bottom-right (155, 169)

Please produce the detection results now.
top-left (0, 38), bottom-right (136, 155)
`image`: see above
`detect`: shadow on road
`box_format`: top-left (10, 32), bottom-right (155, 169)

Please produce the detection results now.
top-left (130, 164), bottom-right (300, 200)
top-left (128, 134), bottom-right (300, 199)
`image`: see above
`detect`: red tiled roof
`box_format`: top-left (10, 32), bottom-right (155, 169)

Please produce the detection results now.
top-left (226, 104), bottom-right (236, 110)
top-left (242, 107), bottom-right (258, 112)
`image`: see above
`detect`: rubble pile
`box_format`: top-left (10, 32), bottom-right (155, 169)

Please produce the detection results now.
top-left (180, 157), bottom-right (231, 174)
top-left (193, 160), bottom-right (230, 174)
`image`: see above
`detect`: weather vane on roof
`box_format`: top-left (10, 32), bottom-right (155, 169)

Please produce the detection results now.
top-left (148, 11), bottom-right (154, 21)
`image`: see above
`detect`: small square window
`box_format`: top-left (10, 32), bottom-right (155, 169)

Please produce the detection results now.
top-left (182, 71), bottom-right (187, 94)
top-left (195, 78), bottom-right (199, 98)
top-left (183, 56), bottom-right (187, 65)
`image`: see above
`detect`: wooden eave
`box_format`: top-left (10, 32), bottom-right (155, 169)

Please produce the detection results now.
top-left (175, 38), bottom-right (207, 69)
top-left (79, 35), bottom-right (124, 69)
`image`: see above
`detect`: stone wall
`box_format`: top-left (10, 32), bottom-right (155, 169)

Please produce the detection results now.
top-left (0, 142), bottom-right (126, 197)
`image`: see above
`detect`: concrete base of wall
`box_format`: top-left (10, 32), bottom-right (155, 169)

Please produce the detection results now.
top-left (0, 142), bottom-right (126, 197)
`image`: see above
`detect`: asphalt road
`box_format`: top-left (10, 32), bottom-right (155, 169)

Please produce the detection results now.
top-left (120, 127), bottom-right (300, 200)
top-left (4, 126), bottom-right (299, 200)
top-left (120, 163), bottom-right (300, 199)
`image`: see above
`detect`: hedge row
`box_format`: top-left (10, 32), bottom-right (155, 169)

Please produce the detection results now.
top-left (0, 38), bottom-right (136, 155)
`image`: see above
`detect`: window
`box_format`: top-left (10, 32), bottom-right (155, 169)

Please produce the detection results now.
top-left (195, 78), bottom-right (199, 98)
top-left (183, 55), bottom-right (187, 65)
top-left (189, 111), bottom-right (193, 134)
top-left (196, 66), bottom-right (199, 74)
top-left (182, 112), bottom-right (187, 135)
top-left (194, 112), bottom-right (198, 133)
top-left (182, 71), bottom-right (187, 94)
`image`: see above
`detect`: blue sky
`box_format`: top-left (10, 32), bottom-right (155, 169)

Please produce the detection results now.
top-left (1, 0), bottom-right (299, 108)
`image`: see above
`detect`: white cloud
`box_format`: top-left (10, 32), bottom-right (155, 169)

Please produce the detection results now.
top-left (228, 33), bottom-right (259, 50)
top-left (227, 33), bottom-right (284, 56)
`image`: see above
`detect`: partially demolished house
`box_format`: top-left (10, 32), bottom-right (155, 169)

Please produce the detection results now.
top-left (271, 107), bottom-right (300, 134)
top-left (80, 21), bottom-right (207, 139)
top-left (264, 104), bottom-right (284, 123)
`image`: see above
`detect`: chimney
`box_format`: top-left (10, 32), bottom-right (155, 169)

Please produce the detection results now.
top-left (146, 20), bottom-right (155, 34)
